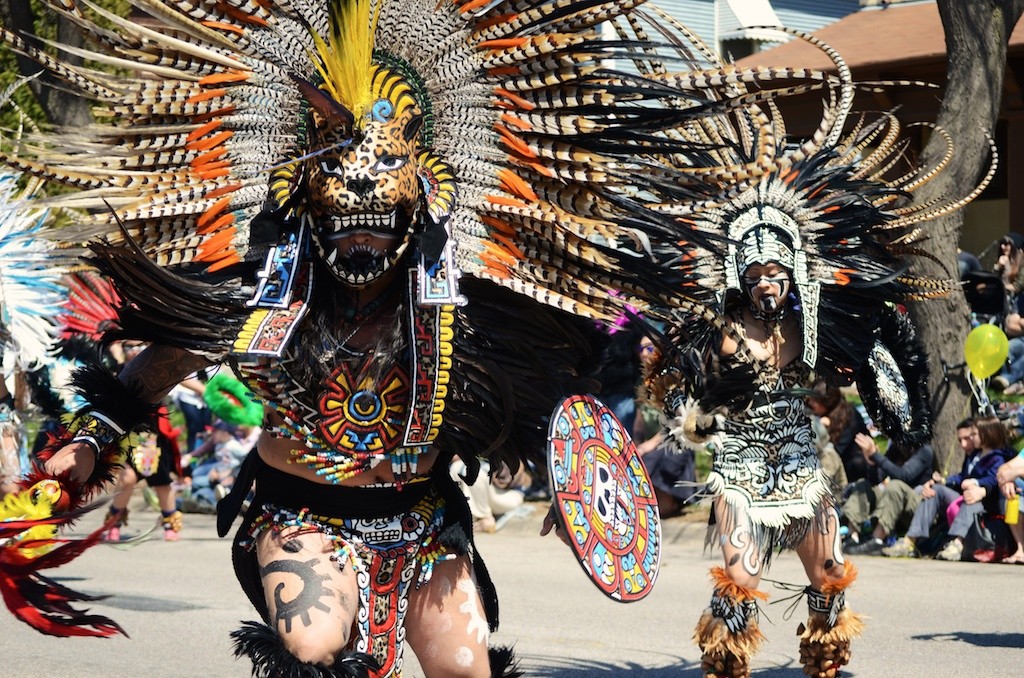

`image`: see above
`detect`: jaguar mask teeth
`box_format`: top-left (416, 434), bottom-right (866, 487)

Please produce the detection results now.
top-left (324, 211), bottom-right (400, 239)
top-left (314, 212), bottom-right (413, 288)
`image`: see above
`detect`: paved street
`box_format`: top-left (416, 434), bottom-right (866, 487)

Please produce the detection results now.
top-left (2, 500), bottom-right (1022, 677)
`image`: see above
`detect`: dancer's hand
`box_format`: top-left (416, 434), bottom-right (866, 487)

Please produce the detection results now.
top-left (540, 503), bottom-right (571, 546)
top-left (43, 442), bottom-right (97, 484)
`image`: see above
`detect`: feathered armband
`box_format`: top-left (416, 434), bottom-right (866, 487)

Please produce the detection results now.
top-left (33, 362), bottom-right (158, 502)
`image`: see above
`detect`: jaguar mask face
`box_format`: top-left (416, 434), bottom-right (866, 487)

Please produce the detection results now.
top-left (306, 92), bottom-right (423, 289)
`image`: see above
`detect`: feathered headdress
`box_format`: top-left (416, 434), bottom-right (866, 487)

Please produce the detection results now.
top-left (613, 22), bottom-right (993, 388)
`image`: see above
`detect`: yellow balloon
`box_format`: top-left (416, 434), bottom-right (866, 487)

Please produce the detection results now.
top-left (963, 324), bottom-right (1010, 380)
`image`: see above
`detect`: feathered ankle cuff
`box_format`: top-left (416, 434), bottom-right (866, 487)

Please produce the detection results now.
top-left (797, 561), bottom-right (864, 678)
top-left (694, 567), bottom-right (769, 678)
top-left (231, 620), bottom-right (380, 678)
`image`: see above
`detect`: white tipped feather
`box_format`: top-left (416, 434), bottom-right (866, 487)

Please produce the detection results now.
top-left (0, 172), bottom-right (64, 371)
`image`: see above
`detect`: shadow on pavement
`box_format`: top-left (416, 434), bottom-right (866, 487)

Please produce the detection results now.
top-left (912, 631), bottom-right (1024, 649)
top-left (519, 656), bottom-right (813, 677)
top-left (93, 593), bottom-right (202, 613)
top-left (521, 657), bottom-right (690, 677)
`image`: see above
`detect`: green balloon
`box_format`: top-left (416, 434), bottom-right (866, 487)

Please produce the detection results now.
top-left (963, 324), bottom-right (1010, 380)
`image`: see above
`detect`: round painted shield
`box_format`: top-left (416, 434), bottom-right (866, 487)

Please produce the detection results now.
top-left (547, 394), bottom-right (661, 602)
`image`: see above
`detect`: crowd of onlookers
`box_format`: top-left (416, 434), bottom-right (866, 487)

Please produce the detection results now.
top-left (836, 411), bottom-right (1024, 563)
top-left (827, 233), bottom-right (1024, 563)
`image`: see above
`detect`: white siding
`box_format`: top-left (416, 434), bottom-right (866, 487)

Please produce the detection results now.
top-left (648, 0), bottom-right (716, 51)
top-left (773, 0), bottom-right (860, 34)
top-left (644, 0), bottom-right (860, 54)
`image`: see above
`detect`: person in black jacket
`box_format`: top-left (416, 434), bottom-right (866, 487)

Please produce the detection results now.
top-left (842, 435), bottom-right (935, 555)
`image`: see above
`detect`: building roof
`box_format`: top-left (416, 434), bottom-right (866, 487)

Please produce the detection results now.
top-left (736, 1), bottom-right (1024, 71)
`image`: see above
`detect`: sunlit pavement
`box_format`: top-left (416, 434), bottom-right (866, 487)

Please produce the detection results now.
top-left (2, 499), bottom-right (1022, 677)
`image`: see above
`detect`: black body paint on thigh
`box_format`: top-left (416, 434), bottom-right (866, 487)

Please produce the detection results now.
top-left (261, 557), bottom-right (333, 632)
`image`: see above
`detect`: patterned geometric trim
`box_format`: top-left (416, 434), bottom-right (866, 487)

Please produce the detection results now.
top-left (710, 590), bottom-right (760, 635)
top-left (69, 410), bottom-right (128, 458)
top-left (403, 272), bottom-right (454, 447)
top-left (806, 586), bottom-right (846, 630)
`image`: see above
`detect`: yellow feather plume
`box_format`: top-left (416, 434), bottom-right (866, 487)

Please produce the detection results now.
top-left (312, 0), bottom-right (378, 123)
top-left (0, 480), bottom-right (60, 558)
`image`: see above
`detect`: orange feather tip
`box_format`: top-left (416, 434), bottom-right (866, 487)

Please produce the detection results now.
top-left (186, 119), bottom-right (224, 143)
top-left (487, 66), bottom-right (522, 78)
top-left (495, 126), bottom-right (536, 159)
top-left (218, 4), bottom-right (268, 26)
top-left (833, 268), bottom-right (855, 285)
top-left (497, 168), bottom-right (538, 202)
top-left (197, 195), bottom-right (234, 229)
top-left (200, 20), bottom-right (246, 36)
top-left (478, 37), bottom-right (529, 50)
top-left (479, 215), bottom-right (515, 235)
top-left (186, 130), bottom-right (233, 152)
top-left (198, 212), bottom-right (235, 236)
top-left (458, 0), bottom-right (491, 12)
top-left (186, 88), bottom-right (228, 104)
top-left (493, 88), bottom-right (537, 112)
top-left (198, 70), bottom-right (250, 86)
top-left (485, 194), bottom-right (530, 209)
top-left (206, 183), bottom-right (243, 199)
top-left (500, 113), bottom-right (532, 132)
top-left (207, 252), bottom-right (242, 272)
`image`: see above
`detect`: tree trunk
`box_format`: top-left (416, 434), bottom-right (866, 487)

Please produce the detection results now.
top-left (0, 0), bottom-right (91, 127)
top-left (908, 0), bottom-right (1024, 473)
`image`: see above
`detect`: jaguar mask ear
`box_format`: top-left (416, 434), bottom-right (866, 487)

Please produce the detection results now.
top-left (403, 113), bottom-right (424, 143)
top-left (292, 75), bottom-right (354, 133)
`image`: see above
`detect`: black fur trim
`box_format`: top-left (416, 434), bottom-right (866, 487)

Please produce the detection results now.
top-left (856, 306), bottom-right (932, 449)
top-left (437, 277), bottom-right (607, 476)
top-left (89, 233), bottom-right (248, 356)
top-left (489, 645), bottom-right (524, 678)
top-left (70, 361), bottom-right (159, 432)
top-left (231, 621), bottom-right (379, 678)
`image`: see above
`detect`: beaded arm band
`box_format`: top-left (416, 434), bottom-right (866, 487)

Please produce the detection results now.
top-left (69, 410), bottom-right (128, 458)
top-left (29, 361), bottom-right (159, 509)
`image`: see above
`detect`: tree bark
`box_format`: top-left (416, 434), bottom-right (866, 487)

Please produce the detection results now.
top-left (0, 0), bottom-right (91, 127)
top-left (908, 0), bottom-right (1024, 473)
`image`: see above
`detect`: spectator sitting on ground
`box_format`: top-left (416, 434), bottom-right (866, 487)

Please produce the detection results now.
top-left (995, 233), bottom-right (1024, 298)
top-left (843, 434), bottom-right (935, 555)
top-left (883, 417), bottom-right (1013, 560)
top-left (184, 420), bottom-right (247, 509)
top-left (451, 458), bottom-right (528, 533)
top-left (168, 369), bottom-right (212, 452)
top-left (813, 415), bottom-right (848, 491)
top-left (957, 248), bottom-right (983, 280)
top-left (807, 386), bottom-right (871, 484)
top-left (997, 450), bottom-right (1024, 564)
top-left (991, 308), bottom-right (1024, 396)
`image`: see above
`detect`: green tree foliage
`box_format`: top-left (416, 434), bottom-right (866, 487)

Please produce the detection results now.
top-left (0, 0), bottom-right (130, 131)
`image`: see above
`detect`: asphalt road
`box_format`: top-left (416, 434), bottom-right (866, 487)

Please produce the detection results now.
top-left (2, 500), bottom-right (1022, 677)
